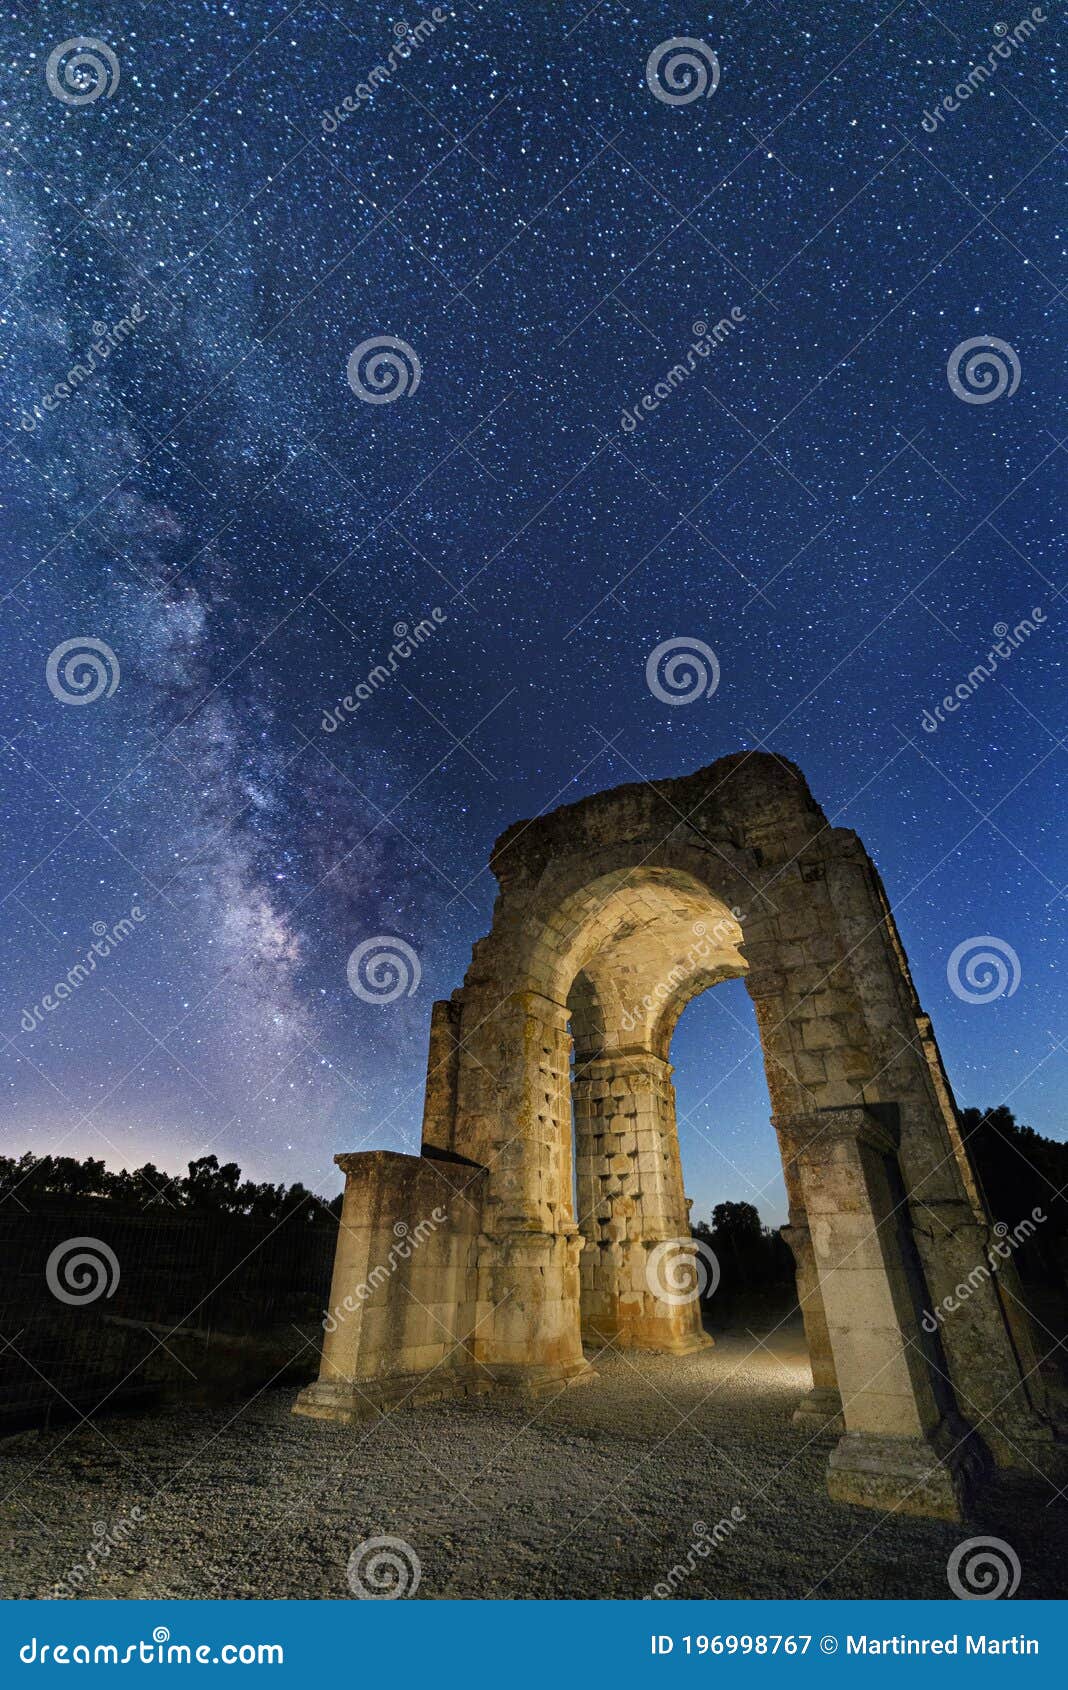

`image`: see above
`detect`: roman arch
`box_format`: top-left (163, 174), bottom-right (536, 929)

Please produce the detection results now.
top-left (296, 752), bottom-right (1057, 1518)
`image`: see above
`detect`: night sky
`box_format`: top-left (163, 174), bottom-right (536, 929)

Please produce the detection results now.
top-left (1, 1), bottom-right (1063, 1229)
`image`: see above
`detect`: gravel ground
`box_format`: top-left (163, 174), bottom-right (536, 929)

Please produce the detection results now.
top-left (2, 1323), bottom-right (1065, 1601)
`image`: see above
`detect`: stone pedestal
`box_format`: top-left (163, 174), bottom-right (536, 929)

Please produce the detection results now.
top-left (827, 1424), bottom-right (987, 1521)
top-left (794, 1105), bottom-right (988, 1519)
top-left (471, 1228), bottom-right (596, 1390)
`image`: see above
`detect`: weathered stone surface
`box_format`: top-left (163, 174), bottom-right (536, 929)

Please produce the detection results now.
top-left (296, 752), bottom-right (1057, 1517)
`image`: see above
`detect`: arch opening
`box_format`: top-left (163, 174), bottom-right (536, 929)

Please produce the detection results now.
top-left (559, 872), bottom-right (754, 1355)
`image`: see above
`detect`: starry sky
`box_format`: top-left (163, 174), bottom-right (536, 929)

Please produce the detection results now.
top-left (0, 1), bottom-right (1063, 1229)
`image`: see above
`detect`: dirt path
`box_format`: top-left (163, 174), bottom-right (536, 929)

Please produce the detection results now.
top-left (1, 1329), bottom-right (1063, 1601)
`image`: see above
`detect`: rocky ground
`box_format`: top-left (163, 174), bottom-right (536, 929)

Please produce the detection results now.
top-left (1, 1321), bottom-right (1064, 1601)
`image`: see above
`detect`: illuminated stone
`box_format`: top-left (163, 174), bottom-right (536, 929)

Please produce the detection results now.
top-left (296, 753), bottom-right (1057, 1517)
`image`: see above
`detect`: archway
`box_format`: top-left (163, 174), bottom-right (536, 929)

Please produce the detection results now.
top-left (668, 977), bottom-right (790, 1241)
top-left (562, 869), bottom-right (744, 1354)
top-left (297, 752), bottom-right (1057, 1519)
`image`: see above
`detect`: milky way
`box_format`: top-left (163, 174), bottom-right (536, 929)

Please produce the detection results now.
top-left (1, 2), bottom-right (1063, 1223)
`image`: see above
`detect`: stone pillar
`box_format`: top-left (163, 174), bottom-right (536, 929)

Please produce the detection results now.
top-left (294, 1148), bottom-right (487, 1422)
top-left (573, 1052), bottom-right (710, 1352)
top-left (821, 838), bottom-right (1057, 1465)
top-left (772, 1107), bottom-right (841, 1430)
top-left (792, 1106), bottom-right (987, 1520)
top-left (470, 1230), bottom-right (591, 1393)
top-left (449, 990), bottom-right (594, 1390)
top-left (911, 1013), bottom-right (1054, 1453)
top-left (780, 1213), bottom-right (842, 1433)
top-left (419, 997), bottom-right (461, 1156)
top-left (746, 967), bottom-right (841, 1427)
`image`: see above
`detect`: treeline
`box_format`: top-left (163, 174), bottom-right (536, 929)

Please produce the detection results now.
top-left (693, 1199), bottom-right (794, 1312)
top-left (960, 1105), bottom-right (1068, 1285)
top-left (2, 1103), bottom-right (1063, 1269)
top-left (0, 1151), bottom-right (341, 1225)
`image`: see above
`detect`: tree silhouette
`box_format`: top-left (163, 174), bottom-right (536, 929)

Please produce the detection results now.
top-left (959, 1105), bottom-right (1067, 1286)
top-left (0, 1150), bottom-right (340, 1224)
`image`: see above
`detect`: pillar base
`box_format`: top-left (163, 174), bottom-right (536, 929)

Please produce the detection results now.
top-left (481, 1357), bottom-right (599, 1396)
top-left (581, 1321), bottom-right (713, 1356)
top-left (792, 1387), bottom-right (844, 1435)
top-left (979, 1412), bottom-right (1068, 1475)
top-left (293, 1357), bottom-right (597, 1425)
top-left (654, 1327), bottom-right (714, 1357)
top-left (826, 1423), bottom-right (988, 1521)
top-left (293, 1371), bottom-right (491, 1423)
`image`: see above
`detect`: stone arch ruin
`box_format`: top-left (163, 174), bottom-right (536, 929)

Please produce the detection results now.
top-left (296, 752), bottom-right (1057, 1518)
